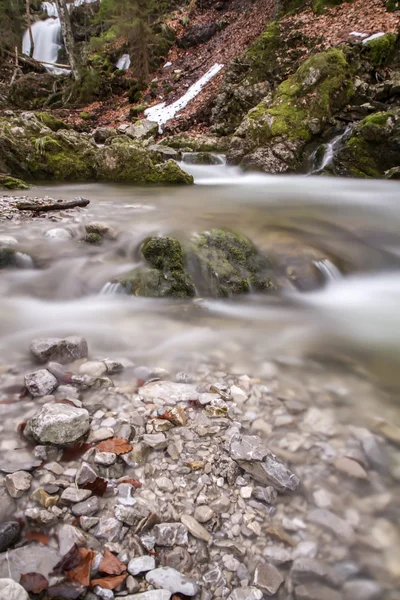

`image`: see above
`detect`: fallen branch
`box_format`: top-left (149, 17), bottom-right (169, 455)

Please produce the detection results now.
top-left (14, 197), bottom-right (90, 212)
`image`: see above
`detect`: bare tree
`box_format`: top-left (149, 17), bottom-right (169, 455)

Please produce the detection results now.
top-left (54, 0), bottom-right (81, 81)
top-left (25, 0), bottom-right (34, 58)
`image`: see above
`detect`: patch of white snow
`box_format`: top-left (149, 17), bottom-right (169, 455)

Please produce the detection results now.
top-left (116, 54), bottom-right (131, 70)
top-left (362, 32), bottom-right (385, 44)
top-left (145, 63), bottom-right (224, 132)
top-left (349, 31), bottom-right (368, 38)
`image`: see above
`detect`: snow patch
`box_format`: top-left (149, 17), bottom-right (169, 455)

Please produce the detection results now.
top-left (116, 54), bottom-right (131, 70)
top-left (145, 63), bottom-right (224, 132)
top-left (349, 31), bottom-right (368, 38)
top-left (363, 32), bottom-right (385, 44)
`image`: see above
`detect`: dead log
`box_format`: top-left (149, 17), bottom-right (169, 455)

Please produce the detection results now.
top-left (14, 197), bottom-right (90, 212)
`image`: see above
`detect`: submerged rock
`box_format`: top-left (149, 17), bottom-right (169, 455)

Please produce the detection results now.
top-left (25, 369), bottom-right (59, 397)
top-left (26, 402), bottom-right (90, 445)
top-left (0, 521), bottom-right (21, 552)
top-left (30, 336), bottom-right (88, 364)
top-left (0, 544), bottom-right (60, 580)
top-left (0, 174), bottom-right (29, 190)
top-left (146, 566), bottom-right (199, 596)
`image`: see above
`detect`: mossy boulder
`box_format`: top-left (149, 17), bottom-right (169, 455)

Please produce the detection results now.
top-left (232, 49), bottom-right (354, 172)
top-left (37, 113), bottom-right (70, 132)
top-left (160, 133), bottom-right (229, 153)
top-left (311, 0), bottom-right (350, 15)
top-left (363, 33), bottom-right (397, 69)
top-left (334, 111), bottom-right (400, 178)
top-left (0, 174), bottom-right (29, 190)
top-left (189, 229), bottom-right (276, 297)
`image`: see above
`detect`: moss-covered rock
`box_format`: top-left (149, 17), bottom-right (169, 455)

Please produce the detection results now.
top-left (312, 0), bottom-right (350, 15)
top-left (160, 133), bottom-right (229, 153)
top-left (0, 174), bottom-right (29, 190)
top-left (37, 113), bottom-right (70, 132)
top-left (233, 49), bottom-right (353, 172)
top-left (190, 229), bottom-right (276, 297)
top-left (84, 232), bottom-right (103, 244)
top-left (334, 111), bottom-right (400, 178)
top-left (363, 33), bottom-right (397, 68)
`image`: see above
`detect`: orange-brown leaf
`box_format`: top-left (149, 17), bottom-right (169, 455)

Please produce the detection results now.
top-left (20, 573), bottom-right (48, 594)
top-left (97, 437), bottom-right (132, 455)
top-left (82, 476), bottom-right (108, 497)
top-left (25, 531), bottom-right (50, 545)
top-left (66, 548), bottom-right (95, 587)
top-left (90, 573), bottom-right (127, 590)
top-left (119, 477), bottom-right (142, 489)
top-left (99, 550), bottom-right (127, 576)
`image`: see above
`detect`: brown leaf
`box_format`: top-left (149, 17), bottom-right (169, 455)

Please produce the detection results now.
top-left (119, 477), bottom-right (142, 489)
top-left (25, 531), bottom-right (50, 545)
top-left (62, 443), bottom-right (92, 462)
top-left (66, 548), bottom-right (95, 587)
top-left (53, 544), bottom-right (82, 574)
top-left (82, 476), bottom-right (108, 497)
top-left (97, 437), bottom-right (132, 455)
top-left (90, 573), bottom-right (127, 590)
top-left (99, 550), bottom-right (127, 576)
top-left (20, 572), bottom-right (48, 594)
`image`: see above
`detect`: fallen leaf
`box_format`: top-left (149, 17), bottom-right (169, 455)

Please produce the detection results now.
top-left (25, 531), bottom-right (50, 545)
top-left (66, 548), bottom-right (95, 587)
top-left (62, 443), bottom-right (92, 462)
top-left (90, 573), bottom-right (127, 590)
top-left (53, 544), bottom-right (82, 574)
top-left (119, 477), bottom-right (142, 488)
top-left (99, 550), bottom-right (127, 575)
top-left (20, 572), bottom-right (48, 594)
top-left (82, 476), bottom-right (108, 496)
top-left (97, 437), bottom-right (132, 455)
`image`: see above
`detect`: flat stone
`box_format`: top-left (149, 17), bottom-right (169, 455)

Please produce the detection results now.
top-left (80, 517), bottom-right (99, 531)
top-left (253, 562), bottom-right (284, 596)
top-left (124, 592), bottom-right (171, 600)
top-left (253, 486), bottom-right (277, 504)
top-left (153, 523), bottom-right (188, 547)
top-left (79, 361), bottom-right (107, 377)
top-left (0, 544), bottom-right (60, 580)
top-left (239, 455), bottom-right (300, 492)
top-left (95, 451), bottom-right (117, 465)
top-left (76, 462), bottom-right (97, 486)
top-left (142, 433), bottom-right (167, 449)
top-left (308, 509), bottom-right (354, 544)
top-left (92, 517), bottom-right (123, 542)
top-left (0, 579), bottom-right (29, 600)
top-left (0, 521), bottom-right (20, 552)
top-left (57, 524), bottom-right (85, 556)
top-left (25, 369), bottom-right (58, 397)
top-left (139, 381), bottom-right (198, 405)
top-left (291, 558), bottom-right (342, 588)
top-left (5, 471), bottom-right (32, 498)
top-left (334, 457), bottom-right (368, 479)
top-left (0, 449), bottom-right (41, 474)
top-left (26, 403), bottom-right (90, 445)
top-left (159, 547), bottom-right (193, 572)
top-left (128, 556), bottom-right (156, 575)
top-left (194, 505), bottom-right (214, 523)
top-left (30, 336), bottom-right (88, 364)
top-left (146, 567), bottom-right (198, 596)
top-left (294, 583), bottom-right (343, 600)
top-left (181, 514), bottom-right (211, 542)
top-left (263, 546), bottom-right (292, 565)
top-left (71, 496), bottom-right (99, 516)
top-left (343, 579), bottom-right (382, 600)
top-left (227, 588), bottom-right (263, 600)
top-left (230, 435), bottom-right (270, 461)
top-left (87, 427), bottom-right (114, 443)
top-left (61, 487), bottom-right (92, 504)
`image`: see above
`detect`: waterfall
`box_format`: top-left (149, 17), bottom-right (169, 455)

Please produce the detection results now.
top-left (310, 126), bottom-right (352, 174)
top-left (314, 259), bottom-right (342, 284)
top-left (100, 282), bottom-right (126, 295)
top-left (42, 1), bottom-right (58, 17)
top-left (116, 54), bottom-right (131, 70)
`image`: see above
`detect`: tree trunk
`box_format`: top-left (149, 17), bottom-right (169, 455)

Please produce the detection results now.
top-left (26, 0), bottom-right (34, 58)
top-left (54, 0), bottom-right (81, 81)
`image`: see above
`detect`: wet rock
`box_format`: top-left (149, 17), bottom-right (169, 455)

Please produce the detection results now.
top-left (0, 544), bottom-right (60, 580)
top-left (95, 452), bottom-right (117, 466)
top-left (0, 579), bottom-right (29, 600)
top-left (230, 435), bottom-right (269, 461)
top-left (76, 462), bottom-right (97, 486)
top-left (44, 228), bottom-right (73, 242)
top-left (294, 583), bottom-right (342, 600)
top-left (181, 514), bottom-right (211, 542)
top-left (30, 336), bottom-right (88, 364)
top-left (291, 558), bottom-right (342, 588)
top-left (79, 361), bottom-right (107, 377)
top-left (26, 403), bottom-right (90, 445)
top-left (5, 471), bottom-right (32, 498)
top-left (71, 496), bottom-right (99, 516)
top-left (159, 546), bottom-right (193, 573)
top-left (128, 555), bottom-right (156, 575)
top-left (253, 562), bottom-right (284, 596)
top-left (263, 546), bottom-right (292, 565)
top-left (343, 579), bottom-right (382, 600)
top-left (0, 521), bottom-right (20, 552)
top-left (153, 523), bottom-right (188, 546)
top-left (194, 505), bottom-right (214, 523)
top-left (25, 369), bottom-right (58, 397)
top-left (80, 516), bottom-right (99, 531)
top-left (143, 433), bottom-right (168, 450)
top-left (140, 381), bottom-right (197, 404)
top-left (57, 524), bottom-right (85, 556)
top-left (126, 575), bottom-right (140, 594)
top-left (334, 456), bottom-right (368, 479)
top-left (125, 119), bottom-right (158, 140)
top-left (227, 588), bottom-right (263, 600)
top-left (146, 566), bottom-right (199, 596)
top-left (253, 486), bottom-right (277, 504)
top-left (88, 427), bottom-right (114, 443)
top-left (93, 517), bottom-right (123, 542)
top-left (31, 488), bottom-right (59, 508)
top-left (308, 509), bottom-right (354, 544)
top-left (61, 487), bottom-right (92, 504)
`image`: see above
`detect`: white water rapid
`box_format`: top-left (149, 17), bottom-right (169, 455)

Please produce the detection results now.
top-left (310, 126), bottom-right (352, 174)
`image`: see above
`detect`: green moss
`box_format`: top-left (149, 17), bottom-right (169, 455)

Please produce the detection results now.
top-left (79, 112), bottom-right (92, 121)
top-left (364, 33), bottom-right (397, 68)
top-left (343, 137), bottom-right (380, 178)
top-left (142, 236), bottom-right (185, 271)
top-left (243, 21), bottom-right (281, 82)
top-left (37, 113), bottom-right (69, 132)
top-left (362, 112), bottom-right (393, 127)
top-left (35, 136), bottom-right (62, 156)
top-left (84, 233), bottom-right (103, 244)
top-left (312, 0), bottom-right (350, 15)
top-left (0, 174), bottom-right (29, 190)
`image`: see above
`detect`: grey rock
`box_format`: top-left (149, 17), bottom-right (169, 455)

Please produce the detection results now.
top-left (0, 449), bottom-right (41, 474)
top-left (210, 495), bottom-right (231, 513)
top-left (308, 509), bottom-right (354, 544)
top-left (95, 451), bottom-right (117, 466)
top-left (227, 588), bottom-right (263, 600)
top-left (253, 486), bottom-right (277, 505)
top-left (126, 575), bottom-right (140, 594)
top-left (87, 427), bottom-right (114, 443)
top-left (140, 381), bottom-right (197, 404)
top-left (343, 579), bottom-right (382, 600)
top-left (124, 592), bottom-right (171, 600)
top-left (26, 403), bottom-right (90, 445)
top-left (291, 558), bottom-right (342, 588)
top-left (93, 517), bottom-right (123, 542)
top-left (149, 144), bottom-right (180, 161)
top-left (159, 546), bottom-right (193, 573)
top-left (61, 487), bottom-right (92, 504)
top-left (80, 516), bottom-right (99, 531)
top-left (230, 436), bottom-right (269, 462)
top-left (294, 583), bottom-right (343, 600)
top-left (263, 546), bottom-right (292, 565)
top-left (5, 471), bottom-right (32, 498)
top-left (0, 579), bottom-right (29, 600)
top-left (79, 361), bottom-right (107, 377)
top-left (153, 523), bottom-right (188, 547)
top-left (253, 562), bottom-right (284, 596)
top-left (0, 544), bottom-right (60, 580)
top-left (25, 369), bottom-right (58, 397)
top-left (0, 521), bottom-right (20, 552)
top-left (194, 505), bottom-right (214, 523)
top-left (93, 586), bottom-right (114, 600)
top-left (181, 514), bottom-right (211, 542)
top-left (142, 433), bottom-right (167, 449)
top-left (128, 555), bottom-right (156, 575)
top-left (146, 566), bottom-right (198, 596)
top-left (93, 127), bottom-right (117, 144)
top-left (125, 119), bottom-right (158, 140)
top-left (76, 462), bottom-right (97, 486)
top-left (117, 482), bottom-right (137, 506)
top-left (30, 336), bottom-right (88, 364)
top-left (71, 496), bottom-right (99, 516)
top-left (361, 435), bottom-right (389, 472)
top-left (57, 524), bottom-right (86, 556)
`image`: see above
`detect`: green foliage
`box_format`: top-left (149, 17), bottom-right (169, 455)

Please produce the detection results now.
top-left (386, 0), bottom-right (400, 11)
top-left (79, 112), bottom-right (92, 120)
top-left (244, 22), bottom-right (281, 82)
top-left (364, 33), bottom-right (397, 68)
top-left (0, 0), bottom-right (24, 51)
top-left (312, 0), bottom-right (351, 15)
top-left (0, 174), bottom-right (29, 190)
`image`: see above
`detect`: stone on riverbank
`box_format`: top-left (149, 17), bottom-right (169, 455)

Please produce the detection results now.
top-left (0, 579), bottom-right (29, 600)
top-left (30, 336), bottom-right (88, 364)
top-left (26, 403), bottom-right (90, 445)
top-left (0, 522), bottom-right (20, 553)
top-left (25, 369), bottom-right (58, 397)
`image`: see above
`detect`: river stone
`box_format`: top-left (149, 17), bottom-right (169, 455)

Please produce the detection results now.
top-left (159, 546), bottom-right (193, 572)
top-left (61, 487), bottom-right (92, 504)
top-left (230, 435), bottom-right (269, 461)
top-left (92, 516), bottom-right (123, 542)
top-left (44, 228), bottom-right (73, 241)
top-left (291, 558), bottom-right (342, 588)
top-left (79, 361), bottom-right (107, 377)
top-left (146, 567), bottom-right (198, 596)
top-left (294, 583), bottom-right (342, 600)
top-left (334, 456), bottom-right (368, 479)
top-left (5, 471), bottom-right (32, 498)
top-left (125, 592), bottom-right (172, 600)
top-left (153, 523), bottom-right (188, 547)
top-left (308, 509), bottom-right (355, 544)
top-left (253, 562), bottom-right (284, 595)
top-left (71, 496), bottom-right (99, 516)
top-left (139, 381), bottom-right (198, 404)
top-left (76, 462), bottom-right (97, 486)
top-left (0, 449), bottom-right (41, 474)
top-left (181, 514), bottom-right (211, 542)
top-left (95, 451), bottom-right (117, 465)
top-left (194, 505), bottom-right (214, 523)
top-left (0, 544), bottom-right (60, 580)
top-left (30, 336), bottom-right (88, 364)
top-left (0, 579), bottom-right (29, 600)
top-left (125, 119), bottom-right (158, 140)
top-left (128, 555), bottom-right (156, 575)
top-left (0, 521), bottom-right (20, 552)
top-left (25, 369), bottom-right (58, 397)
top-left (343, 579), bottom-right (382, 600)
top-left (0, 487), bottom-right (16, 522)
top-left (227, 588), bottom-right (263, 600)
top-left (26, 403), bottom-right (90, 445)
